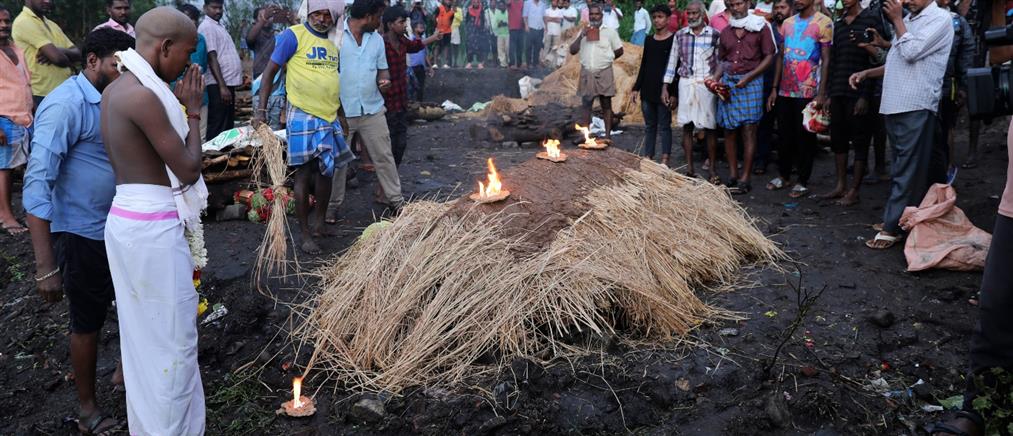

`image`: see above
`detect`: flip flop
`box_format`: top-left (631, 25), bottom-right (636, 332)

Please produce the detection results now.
top-left (708, 175), bottom-right (722, 185)
top-left (730, 182), bottom-right (751, 195)
top-left (865, 232), bottom-right (901, 249)
top-left (2, 223), bottom-right (28, 235)
top-left (766, 177), bottom-right (785, 191)
top-left (789, 184), bottom-right (809, 198)
top-left (77, 412), bottom-right (124, 436)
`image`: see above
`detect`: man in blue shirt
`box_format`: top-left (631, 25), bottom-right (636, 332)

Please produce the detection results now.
top-left (178, 4), bottom-right (210, 138)
top-left (22, 28), bottom-right (134, 436)
top-left (329, 0), bottom-right (406, 218)
top-left (523, 0), bottom-right (547, 66)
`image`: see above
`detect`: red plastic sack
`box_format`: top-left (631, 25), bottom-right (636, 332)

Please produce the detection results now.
top-left (900, 183), bottom-right (992, 272)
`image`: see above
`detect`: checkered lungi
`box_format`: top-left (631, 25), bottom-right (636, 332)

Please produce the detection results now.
top-left (286, 106), bottom-right (355, 177)
top-left (717, 72), bottom-right (764, 130)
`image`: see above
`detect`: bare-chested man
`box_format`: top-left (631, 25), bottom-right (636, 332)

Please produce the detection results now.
top-left (100, 7), bottom-right (206, 435)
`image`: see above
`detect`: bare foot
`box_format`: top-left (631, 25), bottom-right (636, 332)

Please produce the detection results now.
top-left (836, 190), bottom-right (860, 206)
top-left (819, 187), bottom-right (845, 200)
top-left (311, 225), bottom-right (340, 238)
top-left (300, 238), bottom-right (321, 254)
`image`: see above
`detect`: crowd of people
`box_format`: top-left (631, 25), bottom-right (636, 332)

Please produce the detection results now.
top-left (629, 0), bottom-right (975, 251)
top-left (0, 0), bottom-right (1010, 434)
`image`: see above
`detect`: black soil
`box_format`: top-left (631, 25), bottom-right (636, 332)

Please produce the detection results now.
top-left (0, 68), bottom-right (1007, 435)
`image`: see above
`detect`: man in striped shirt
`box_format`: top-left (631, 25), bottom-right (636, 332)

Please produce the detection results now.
top-left (849, 0), bottom-right (953, 249)
top-left (662, 0), bottom-right (720, 181)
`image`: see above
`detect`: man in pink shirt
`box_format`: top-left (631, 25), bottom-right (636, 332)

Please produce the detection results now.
top-left (928, 121), bottom-right (1013, 436)
top-left (93, 0), bottom-right (135, 37)
top-left (0, 5), bottom-right (32, 235)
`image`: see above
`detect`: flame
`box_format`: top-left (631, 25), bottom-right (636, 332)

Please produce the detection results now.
top-left (477, 158), bottom-right (503, 198)
top-left (574, 124), bottom-right (595, 147)
top-left (543, 139), bottom-right (561, 158)
top-left (292, 377), bottom-right (303, 408)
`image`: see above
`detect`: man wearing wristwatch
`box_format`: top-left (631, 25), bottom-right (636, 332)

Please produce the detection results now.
top-left (22, 28), bottom-right (135, 436)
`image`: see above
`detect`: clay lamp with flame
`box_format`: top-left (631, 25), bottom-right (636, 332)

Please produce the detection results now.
top-left (469, 158), bottom-right (511, 203)
top-left (575, 124), bottom-right (609, 150)
top-left (277, 376), bottom-right (316, 417)
top-left (536, 139), bottom-right (567, 163)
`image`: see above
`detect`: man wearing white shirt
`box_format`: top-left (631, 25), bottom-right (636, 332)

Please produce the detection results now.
top-left (602, 0), bottom-right (622, 29)
top-left (543, 0), bottom-right (563, 66)
top-left (631, 0), bottom-right (649, 45)
top-left (560, 0), bottom-right (577, 31)
top-left (523, 0), bottom-right (546, 66)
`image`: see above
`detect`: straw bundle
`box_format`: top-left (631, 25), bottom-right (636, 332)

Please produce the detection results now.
top-left (252, 124), bottom-right (292, 289)
top-left (294, 148), bottom-right (780, 392)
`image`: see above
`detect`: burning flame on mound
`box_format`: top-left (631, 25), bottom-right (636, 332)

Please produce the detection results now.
top-left (292, 377), bottom-right (304, 408)
top-left (477, 158), bottom-right (504, 198)
top-left (575, 124), bottom-right (596, 147)
top-left (543, 139), bottom-right (561, 158)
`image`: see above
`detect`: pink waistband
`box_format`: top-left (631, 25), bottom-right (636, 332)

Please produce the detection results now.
top-left (109, 205), bottom-right (179, 221)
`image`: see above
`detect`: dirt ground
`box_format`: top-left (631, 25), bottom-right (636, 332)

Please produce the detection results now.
top-left (0, 69), bottom-right (1009, 435)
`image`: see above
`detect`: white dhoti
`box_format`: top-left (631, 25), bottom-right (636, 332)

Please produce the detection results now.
top-left (677, 77), bottom-right (718, 130)
top-left (105, 184), bottom-right (205, 436)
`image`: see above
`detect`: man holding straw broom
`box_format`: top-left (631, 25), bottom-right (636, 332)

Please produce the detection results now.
top-left (254, 0), bottom-right (353, 254)
top-left (570, 3), bottom-right (624, 141)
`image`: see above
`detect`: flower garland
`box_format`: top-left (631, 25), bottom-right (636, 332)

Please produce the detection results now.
top-left (186, 221), bottom-right (208, 270)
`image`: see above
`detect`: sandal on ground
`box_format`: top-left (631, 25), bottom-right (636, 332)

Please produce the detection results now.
top-left (789, 184), bottom-right (809, 198)
top-left (77, 412), bottom-right (124, 436)
top-left (324, 210), bottom-right (339, 225)
top-left (686, 172), bottom-right (698, 179)
top-left (766, 177), bottom-right (786, 191)
top-left (729, 181), bottom-right (752, 195)
top-left (2, 223), bottom-right (28, 235)
top-left (708, 175), bottom-right (722, 185)
top-left (865, 232), bottom-right (901, 249)
top-left (926, 410), bottom-right (984, 436)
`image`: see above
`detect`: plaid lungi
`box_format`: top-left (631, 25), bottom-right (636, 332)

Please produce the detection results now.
top-left (717, 73), bottom-right (764, 130)
top-left (286, 105), bottom-right (355, 177)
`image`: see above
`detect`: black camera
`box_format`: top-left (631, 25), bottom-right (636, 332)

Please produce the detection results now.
top-left (967, 24), bottom-right (1013, 119)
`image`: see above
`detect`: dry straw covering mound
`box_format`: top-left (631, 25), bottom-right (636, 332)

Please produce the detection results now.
top-left (294, 148), bottom-right (780, 393)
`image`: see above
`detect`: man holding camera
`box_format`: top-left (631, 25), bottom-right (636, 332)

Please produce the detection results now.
top-left (822, 0), bottom-right (886, 206)
top-left (849, 0), bottom-right (953, 250)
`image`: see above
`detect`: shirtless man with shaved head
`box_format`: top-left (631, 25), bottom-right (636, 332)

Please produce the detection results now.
top-left (100, 7), bottom-right (207, 435)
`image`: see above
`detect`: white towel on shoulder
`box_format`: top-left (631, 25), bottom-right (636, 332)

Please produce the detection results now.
top-left (114, 48), bottom-right (208, 232)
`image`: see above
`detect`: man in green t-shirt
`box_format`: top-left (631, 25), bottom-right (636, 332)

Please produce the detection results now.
top-left (490, 1), bottom-right (510, 67)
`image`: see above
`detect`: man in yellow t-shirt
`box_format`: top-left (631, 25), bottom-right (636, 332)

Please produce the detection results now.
top-left (12, 0), bottom-right (80, 106)
top-left (253, 0), bottom-right (351, 255)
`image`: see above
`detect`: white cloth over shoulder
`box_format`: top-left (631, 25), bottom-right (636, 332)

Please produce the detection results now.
top-left (114, 49), bottom-right (208, 232)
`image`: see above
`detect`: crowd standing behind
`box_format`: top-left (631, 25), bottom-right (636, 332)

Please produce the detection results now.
top-left (0, 0), bottom-right (1009, 434)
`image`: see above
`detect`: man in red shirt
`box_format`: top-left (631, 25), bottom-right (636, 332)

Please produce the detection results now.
top-left (508, 0), bottom-right (525, 67)
top-left (714, 0), bottom-right (775, 194)
top-left (381, 6), bottom-right (442, 167)
top-left (666, 0), bottom-right (687, 31)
